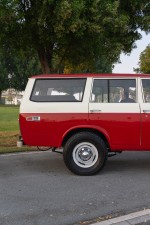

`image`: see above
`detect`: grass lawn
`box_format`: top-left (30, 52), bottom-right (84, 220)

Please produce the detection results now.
top-left (0, 105), bottom-right (37, 154)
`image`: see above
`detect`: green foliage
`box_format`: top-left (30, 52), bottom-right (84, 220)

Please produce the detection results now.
top-left (10, 50), bottom-right (42, 91)
top-left (0, 64), bottom-right (9, 93)
top-left (0, 0), bottom-right (150, 73)
top-left (134, 44), bottom-right (150, 74)
top-left (0, 44), bottom-right (42, 92)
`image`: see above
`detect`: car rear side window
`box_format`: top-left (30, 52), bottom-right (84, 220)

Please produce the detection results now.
top-left (91, 79), bottom-right (136, 103)
top-left (142, 79), bottom-right (150, 102)
top-left (30, 78), bottom-right (86, 102)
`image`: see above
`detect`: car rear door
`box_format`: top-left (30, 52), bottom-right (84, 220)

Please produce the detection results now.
top-left (140, 78), bottom-right (150, 149)
top-left (89, 78), bottom-right (141, 151)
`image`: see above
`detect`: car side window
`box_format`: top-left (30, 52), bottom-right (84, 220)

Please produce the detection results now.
top-left (91, 79), bottom-right (136, 103)
top-left (30, 78), bottom-right (86, 102)
top-left (142, 79), bottom-right (150, 102)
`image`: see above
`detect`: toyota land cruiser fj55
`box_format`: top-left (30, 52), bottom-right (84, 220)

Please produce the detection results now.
top-left (19, 73), bottom-right (150, 175)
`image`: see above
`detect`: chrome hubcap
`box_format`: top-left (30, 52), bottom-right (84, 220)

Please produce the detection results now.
top-left (78, 148), bottom-right (93, 161)
top-left (72, 142), bottom-right (98, 168)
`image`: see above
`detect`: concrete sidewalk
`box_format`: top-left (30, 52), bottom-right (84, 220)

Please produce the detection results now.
top-left (91, 209), bottom-right (150, 225)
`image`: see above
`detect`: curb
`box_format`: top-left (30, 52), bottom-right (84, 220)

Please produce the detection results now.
top-left (90, 209), bottom-right (150, 225)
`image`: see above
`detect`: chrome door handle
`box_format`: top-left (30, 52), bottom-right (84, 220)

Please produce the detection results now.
top-left (143, 110), bottom-right (150, 113)
top-left (90, 109), bottom-right (101, 113)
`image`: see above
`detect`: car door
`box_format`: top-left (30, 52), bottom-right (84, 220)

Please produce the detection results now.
top-left (140, 78), bottom-right (150, 149)
top-left (89, 78), bottom-right (141, 151)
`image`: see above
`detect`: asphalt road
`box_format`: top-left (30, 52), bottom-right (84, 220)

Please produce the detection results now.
top-left (0, 150), bottom-right (150, 225)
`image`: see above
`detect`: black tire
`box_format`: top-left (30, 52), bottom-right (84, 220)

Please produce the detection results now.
top-left (63, 132), bottom-right (108, 175)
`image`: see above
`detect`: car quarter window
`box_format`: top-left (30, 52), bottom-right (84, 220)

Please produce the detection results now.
top-left (30, 78), bottom-right (86, 102)
top-left (91, 79), bottom-right (136, 103)
top-left (142, 79), bottom-right (150, 102)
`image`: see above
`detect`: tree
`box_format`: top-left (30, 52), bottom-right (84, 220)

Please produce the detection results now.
top-left (134, 44), bottom-right (150, 74)
top-left (0, 0), bottom-right (150, 73)
top-left (10, 50), bottom-right (42, 91)
top-left (0, 44), bottom-right (41, 101)
top-left (0, 68), bottom-right (9, 102)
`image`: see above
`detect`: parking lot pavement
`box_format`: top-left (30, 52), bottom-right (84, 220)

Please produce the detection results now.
top-left (90, 209), bottom-right (150, 225)
top-left (1, 151), bottom-right (150, 225)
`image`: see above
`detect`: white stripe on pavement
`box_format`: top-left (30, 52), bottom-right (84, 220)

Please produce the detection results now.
top-left (91, 209), bottom-right (150, 225)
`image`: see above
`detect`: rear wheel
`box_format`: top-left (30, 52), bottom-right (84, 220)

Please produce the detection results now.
top-left (63, 132), bottom-right (108, 175)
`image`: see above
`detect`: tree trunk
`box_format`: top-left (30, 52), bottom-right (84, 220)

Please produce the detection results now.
top-left (37, 48), bottom-right (53, 74)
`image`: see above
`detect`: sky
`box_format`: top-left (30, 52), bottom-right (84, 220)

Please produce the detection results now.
top-left (113, 31), bottom-right (150, 74)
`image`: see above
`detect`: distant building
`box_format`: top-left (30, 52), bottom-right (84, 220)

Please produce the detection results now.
top-left (2, 89), bottom-right (24, 105)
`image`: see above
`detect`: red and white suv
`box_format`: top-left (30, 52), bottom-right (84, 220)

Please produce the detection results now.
top-left (19, 73), bottom-right (150, 175)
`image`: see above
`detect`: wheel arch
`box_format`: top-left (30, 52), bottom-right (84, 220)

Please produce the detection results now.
top-left (62, 127), bottom-right (110, 150)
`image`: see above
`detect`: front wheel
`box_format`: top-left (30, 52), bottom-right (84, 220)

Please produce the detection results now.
top-left (63, 132), bottom-right (108, 175)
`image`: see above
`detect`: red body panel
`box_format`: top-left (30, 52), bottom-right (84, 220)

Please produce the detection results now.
top-left (19, 112), bottom-right (146, 151)
top-left (141, 113), bottom-right (150, 149)
top-left (89, 113), bottom-right (141, 150)
top-left (19, 113), bottom-right (88, 147)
